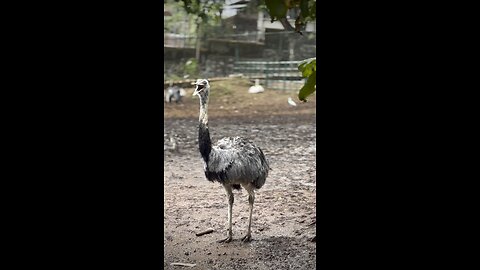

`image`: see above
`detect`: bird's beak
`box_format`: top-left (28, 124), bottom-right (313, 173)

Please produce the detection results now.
top-left (192, 84), bottom-right (204, 96)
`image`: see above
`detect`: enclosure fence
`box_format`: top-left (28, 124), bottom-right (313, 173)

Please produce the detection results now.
top-left (233, 60), bottom-right (304, 90)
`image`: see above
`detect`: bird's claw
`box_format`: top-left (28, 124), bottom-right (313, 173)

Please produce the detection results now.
top-left (241, 234), bottom-right (251, 242)
top-left (218, 236), bottom-right (232, 243)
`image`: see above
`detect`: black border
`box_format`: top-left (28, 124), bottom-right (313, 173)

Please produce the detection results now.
top-left (3, 0), bottom-right (466, 269)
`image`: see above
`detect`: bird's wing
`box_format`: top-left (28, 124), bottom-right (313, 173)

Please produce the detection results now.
top-left (209, 137), bottom-right (267, 174)
top-left (208, 137), bottom-right (239, 173)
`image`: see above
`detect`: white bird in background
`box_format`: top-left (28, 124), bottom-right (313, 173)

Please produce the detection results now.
top-left (166, 86), bottom-right (182, 103)
top-left (164, 136), bottom-right (178, 152)
top-left (248, 79), bottom-right (265, 94)
top-left (179, 88), bottom-right (186, 97)
top-left (288, 97), bottom-right (297, 106)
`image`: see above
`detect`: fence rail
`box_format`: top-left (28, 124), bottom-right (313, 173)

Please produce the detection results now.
top-left (163, 77), bottom-right (230, 89)
top-left (233, 61), bottom-right (304, 90)
top-left (164, 33), bottom-right (196, 48)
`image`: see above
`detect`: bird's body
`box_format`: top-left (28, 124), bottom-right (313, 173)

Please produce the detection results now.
top-left (204, 136), bottom-right (269, 189)
top-left (165, 86), bottom-right (182, 103)
top-left (193, 78), bottom-right (270, 243)
top-left (288, 97), bottom-right (297, 106)
top-left (248, 79), bottom-right (264, 94)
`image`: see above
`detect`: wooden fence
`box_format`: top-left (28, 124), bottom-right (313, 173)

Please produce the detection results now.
top-left (163, 77), bottom-right (228, 89)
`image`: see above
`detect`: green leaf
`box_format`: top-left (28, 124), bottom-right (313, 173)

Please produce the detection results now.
top-left (298, 57), bottom-right (316, 78)
top-left (298, 72), bottom-right (316, 102)
top-left (300, 0), bottom-right (309, 18)
top-left (298, 57), bottom-right (316, 101)
top-left (309, 1), bottom-right (316, 19)
top-left (265, 0), bottom-right (288, 21)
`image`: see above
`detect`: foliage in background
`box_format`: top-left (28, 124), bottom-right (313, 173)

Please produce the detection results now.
top-left (184, 58), bottom-right (200, 78)
top-left (263, 0), bottom-right (316, 101)
top-left (297, 57), bottom-right (316, 102)
top-left (163, 59), bottom-right (200, 80)
top-left (264, 0), bottom-right (316, 33)
top-left (171, 0), bottom-right (317, 101)
top-left (166, 0), bottom-right (223, 37)
top-left (165, 0), bottom-right (195, 35)
top-left (174, 0), bottom-right (224, 24)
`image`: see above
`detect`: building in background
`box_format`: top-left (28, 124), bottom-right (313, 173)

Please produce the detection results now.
top-left (164, 1), bottom-right (316, 80)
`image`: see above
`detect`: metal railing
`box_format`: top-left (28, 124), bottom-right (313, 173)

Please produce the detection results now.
top-left (164, 33), bottom-right (196, 49)
top-left (233, 60), bottom-right (305, 90)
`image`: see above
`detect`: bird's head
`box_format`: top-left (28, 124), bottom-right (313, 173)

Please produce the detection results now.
top-left (192, 79), bottom-right (210, 98)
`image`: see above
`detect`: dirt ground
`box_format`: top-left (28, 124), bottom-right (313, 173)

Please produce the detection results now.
top-left (164, 78), bottom-right (317, 270)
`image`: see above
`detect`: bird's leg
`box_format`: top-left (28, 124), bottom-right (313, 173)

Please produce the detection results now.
top-left (242, 188), bottom-right (255, 242)
top-left (218, 185), bottom-right (233, 243)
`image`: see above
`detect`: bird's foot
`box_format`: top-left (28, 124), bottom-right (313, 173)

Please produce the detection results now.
top-left (217, 236), bottom-right (232, 243)
top-left (241, 234), bottom-right (252, 242)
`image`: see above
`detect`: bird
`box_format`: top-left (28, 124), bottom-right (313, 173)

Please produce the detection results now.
top-left (248, 79), bottom-right (264, 94)
top-left (165, 82), bottom-right (183, 104)
top-left (164, 136), bottom-right (177, 152)
top-left (288, 97), bottom-right (297, 106)
top-left (193, 79), bottom-right (270, 243)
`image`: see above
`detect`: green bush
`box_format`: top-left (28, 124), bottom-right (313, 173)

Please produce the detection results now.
top-left (184, 58), bottom-right (199, 77)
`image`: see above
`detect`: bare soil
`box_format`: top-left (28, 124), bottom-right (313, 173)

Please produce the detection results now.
top-left (164, 78), bottom-right (317, 270)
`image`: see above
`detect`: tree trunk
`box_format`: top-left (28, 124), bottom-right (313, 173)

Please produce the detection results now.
top-left (195, 23), bottom-right (202, 62)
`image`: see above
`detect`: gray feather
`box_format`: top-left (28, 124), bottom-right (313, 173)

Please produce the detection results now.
top-left (206, 137), bottom-right (269, 189)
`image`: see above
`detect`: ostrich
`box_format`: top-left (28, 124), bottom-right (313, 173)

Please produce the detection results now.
top-left (193, 79), bottom-right (270, 243)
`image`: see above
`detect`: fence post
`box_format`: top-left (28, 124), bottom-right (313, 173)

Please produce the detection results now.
top-left (235, 45), bottom-right (239, 63)
top-left (265, 61), bottom-right (269, 88)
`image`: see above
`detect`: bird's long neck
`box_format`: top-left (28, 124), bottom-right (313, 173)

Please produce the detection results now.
top-left (198, 94), bottom-right (211, 162)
